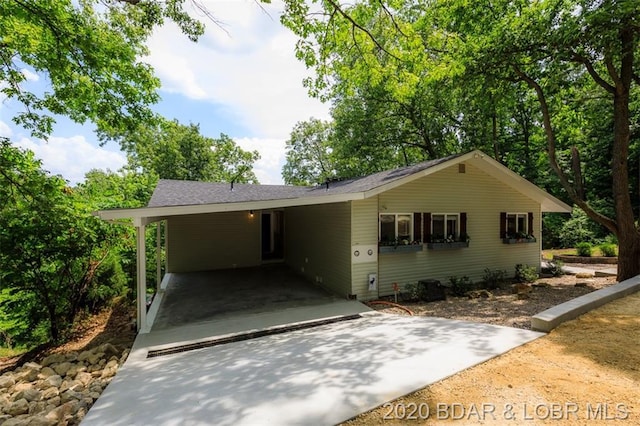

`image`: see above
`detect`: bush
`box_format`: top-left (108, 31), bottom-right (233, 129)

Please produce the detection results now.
top-left (599, 243), bottom-right (617, 257)
top-left (515, 264), bottom-right (538, 283)
top-left (576, 242), bottom-right (593, 257)
top-left (545, 260), bottom-right (565, 277)
top-left (481, 268), bottom-right (508, 290)
top-left (449, 275), bottom-right (474, 296)
top-left (402, 282), bottom-right (421, 302)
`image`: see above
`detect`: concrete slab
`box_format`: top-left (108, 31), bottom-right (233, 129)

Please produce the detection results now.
top-left (532, 274), bottom-right (640, 332)
top-left (152, 266), bottom-right (342, 331)
top-left (83, 313), bottom-right (543, 426)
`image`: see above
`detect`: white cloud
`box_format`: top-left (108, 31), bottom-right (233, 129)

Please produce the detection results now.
top-left (235, 136), bottom-right (286, 184)
top-left (21, 68), bottom-right (40, 82)
top-left (145, 0), bottom-right (330, 139)
top-left (0, 120), bottom-right (12, 137)
top-left (14, 136), bottom-right (127, 185)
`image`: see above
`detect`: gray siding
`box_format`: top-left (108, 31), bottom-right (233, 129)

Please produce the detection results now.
top-left (285, 202), bottom-right (352, 296)
top-left (166, 212), bottom-right (260, 272)
top-left (374, 163), bottom-right (541, 297)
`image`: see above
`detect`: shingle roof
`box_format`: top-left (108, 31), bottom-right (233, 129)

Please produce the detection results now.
top-left (148, 153), bottom-right (464, 208)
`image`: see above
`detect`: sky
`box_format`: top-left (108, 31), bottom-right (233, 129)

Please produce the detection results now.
top-left (0, 0), bottom-right (330, 185)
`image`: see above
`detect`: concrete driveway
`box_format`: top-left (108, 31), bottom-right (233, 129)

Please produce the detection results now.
top-left (83, 311), bottom-right (542, 425)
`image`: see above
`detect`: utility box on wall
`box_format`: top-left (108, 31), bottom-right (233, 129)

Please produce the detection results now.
top-left (368, 273), bottom-right (377, 291)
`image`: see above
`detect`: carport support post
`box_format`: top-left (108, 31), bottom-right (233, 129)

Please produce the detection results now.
top-left (135, 219), bottom-right (147, 333)
top-left (156, 221), bottom-right (162, 293)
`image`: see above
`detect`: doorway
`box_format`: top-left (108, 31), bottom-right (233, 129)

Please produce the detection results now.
top-left (261, 210), bottom-right (284, 261)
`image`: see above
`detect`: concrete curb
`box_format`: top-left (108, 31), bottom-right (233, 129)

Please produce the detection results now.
top-left (531, 275), bottom-right (640, 332)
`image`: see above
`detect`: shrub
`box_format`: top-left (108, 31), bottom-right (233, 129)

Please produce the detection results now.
top-left (576, 242), bottom-right (593, 257)
top-left (402, 282), bottom-right (421, 302)
top-left (515, 264), bottom-right (538, 283)
top-left (449, 275), bottom-right (474, 296)
top-left (545, 260), bottom-right (565, 277)
top-left (481, 268), bottom-right (507, 290)
top-left (599, 243), bottom-right (617, 257)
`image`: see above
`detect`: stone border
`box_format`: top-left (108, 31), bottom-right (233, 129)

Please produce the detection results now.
top-left (553, 254), bottom-right (617, 264)
top-left (531, 275), bottom-right (640, 332)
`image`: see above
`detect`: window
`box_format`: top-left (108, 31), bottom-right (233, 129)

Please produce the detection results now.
top-left (500, 212), bottom-right (534, 240)
top-left (379, 214), bottom-right (412, 244)
top-left (431, 213), bottom-right (459, 242)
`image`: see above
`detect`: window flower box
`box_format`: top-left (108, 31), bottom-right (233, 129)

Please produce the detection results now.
top-left (427, 241), bottom-right (470, 250)
top-left (379, 244), bottom-right (424, 254)
top-left (502, 237), bottom-right (537, 244)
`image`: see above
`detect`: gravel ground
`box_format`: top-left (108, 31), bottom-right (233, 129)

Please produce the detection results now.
top-left (366, 267), bottom-right (618, 330)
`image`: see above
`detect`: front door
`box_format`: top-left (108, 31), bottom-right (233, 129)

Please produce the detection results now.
top-left (261, 210), bottom-right (284, 261)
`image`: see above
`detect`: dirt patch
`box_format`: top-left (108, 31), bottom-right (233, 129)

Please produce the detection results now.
top-left (368, 275), bottom-right (617, 329)
top-left (347, 287), bottom-right (640, 425)
top-left (0, 298), bottom-right (136, 373)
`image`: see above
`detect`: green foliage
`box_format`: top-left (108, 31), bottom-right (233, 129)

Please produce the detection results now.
top-left (544, 260), bottom-right (565, 277)
top-left (121, 119), bottom-right (259, 183)
top-left (0, 0), bottom-right (206, 138)
top-left (402, 282), bottom-right (421, 302)
top-left (576, 242), bottom-right (593, 257)
top-left (449, 276), bottom-right (474, 297)
top-left (514, 264), bottom-right (538, 284)
top-left (599, 243), bottom-right (617, 257)
top-left (282, 0), bottom-right (640, 280)
top-left (0, 140), bottom-right (124, 343)
top-left (282, 118), bottom-right (336, 185)
top-left (481, 268), bottom-right (507, 290)
top-left (558, 207), bottom-right (610, 248)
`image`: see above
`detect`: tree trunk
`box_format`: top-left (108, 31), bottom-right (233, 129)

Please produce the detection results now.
top-left (610, 27), bottom-right (639, 281)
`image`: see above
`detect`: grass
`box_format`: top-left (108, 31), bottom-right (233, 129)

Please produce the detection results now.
top-left (0, 346), bottom-right (29, 358)
top-left (542, 246), bottom-right (618, 259)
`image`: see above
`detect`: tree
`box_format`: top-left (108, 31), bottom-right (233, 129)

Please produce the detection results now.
top-left (282, 118), bottom-right (336, 185)
top-left (122, 119), bottom-right (260, 183)
top-left (0, 139), bottom-right (122, 342)
top-left (0, 0), bottom-right (209, 138)
top-left (282, 0), bottom-right (640, 280)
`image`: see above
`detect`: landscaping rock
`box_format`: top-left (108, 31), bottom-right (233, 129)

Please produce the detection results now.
top-left (532, 281), bottom-right (551, 288)
top-left (512, 283), bottom-right (532, 295)
top-left (575, 282), bottom-right (589, 288)
top-left (0, 375), bottom-right (16, 389)
top-left (6, 398), bottom-right (30, 416)
top-left (39, 375), bottom-right (62, 390)
top-left (26, 415), bottom-right (57, 426)
top-left (40, 354), bottom-right (65, 368)
top-left (75, 372), bottom-right (92, 387)
top-left (52, 362), bottom-right (72, 377)
top-left (37, 368), bottom-right (55, 380)
top-left (13, 388), bottom-right (41, 402)
top-left (467, 289), bottom-right (492, 299)
top-left (0, 344), bottom-right (128, 426)
top-left (40, 387), bottom-right (59, 400)
top-left (2, 417), bottom-right (31, 426)
top-left (575, 272), bottom-right (593, 279)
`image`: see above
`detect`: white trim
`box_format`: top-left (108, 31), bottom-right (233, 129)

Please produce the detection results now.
top-left (430, 213), bottom-right (460, 240)
top-left (506, 212), bottom-right (529, 235)
top-left (379, 213), bottom-right (414, 242)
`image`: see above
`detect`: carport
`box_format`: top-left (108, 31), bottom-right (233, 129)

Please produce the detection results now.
top-left (150, 265), bottom-right (359, 332)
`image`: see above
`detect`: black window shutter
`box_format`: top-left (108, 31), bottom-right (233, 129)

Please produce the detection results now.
top-left (423, 213), bottom-right (431, 243)
top-left (460, 212), bottom-right (467, 236)
top-left (413, 212), bottom-right (422, 242)
top-left (528, 212), bottom-right (534, 235)
top-left (500, 212), bottom-right (507, 238)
